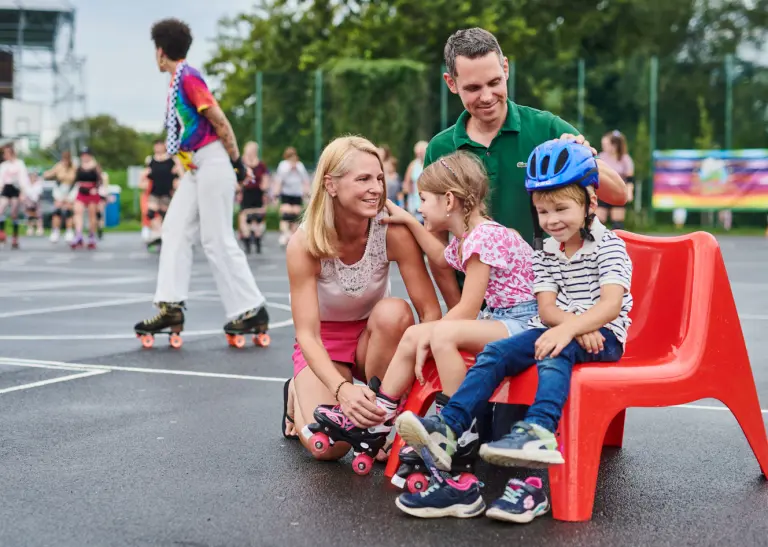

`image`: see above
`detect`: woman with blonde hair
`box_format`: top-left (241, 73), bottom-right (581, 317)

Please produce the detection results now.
top-left (283, 135), bottom-right (442, 462)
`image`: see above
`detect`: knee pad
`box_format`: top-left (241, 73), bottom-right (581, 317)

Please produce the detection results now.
top-left (612, 220), bottom-right (625, 230)
top-left (158, 209), bottom-right (167, 220)
top-left (281, 212), bottom-right (299, 223)
top-left (53, 208), bottom-right (63, 218)
top-left (247, 213), bottom-right (265, 224)
top-left (96, 211), bottom-right (102, 221)
top-left (63, 209), bottom-right (72, 220)
top-left (146, 209), bottom-right (157, 220)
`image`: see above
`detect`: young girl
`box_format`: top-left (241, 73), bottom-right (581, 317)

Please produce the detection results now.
top-left (308, 150), bottom-right (537, 478)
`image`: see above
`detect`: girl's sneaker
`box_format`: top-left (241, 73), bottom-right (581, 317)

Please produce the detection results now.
top-left (395, 448), bottom-right (485, 519)
top-left (485, 477), bottom-right (550, 523)
top-left (479, 421), bottom-right (564, 468)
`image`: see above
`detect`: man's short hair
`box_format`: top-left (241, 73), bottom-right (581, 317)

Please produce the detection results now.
top-left (444, 28), bottom-right (504, 78)
top-left (151, 18), bottom-right (193, 61)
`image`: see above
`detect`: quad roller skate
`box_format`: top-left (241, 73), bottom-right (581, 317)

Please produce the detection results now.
top-left (70, 233), bottom-right (84, 249)
top-left (0, 230), bottom-right (6, 248)
top-left (303, 377), bottom-right (392, 476)
top-left (86, 233), bottom-right (97, 250)
top-left (391, 419), bottom-right (480, 493)
top-left (251, 232), bottom-right (262, 254)
top-left (133, 302), bottom-right (185, 349)
top-left (223, 305), bottom-right (270, 348)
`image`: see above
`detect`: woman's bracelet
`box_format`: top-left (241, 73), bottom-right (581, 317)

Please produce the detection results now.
top-left (334, 379), bottom-right (350, 402)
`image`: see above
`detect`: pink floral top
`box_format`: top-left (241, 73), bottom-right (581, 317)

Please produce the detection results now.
top-left (444, 221), bottom-right (535, 309)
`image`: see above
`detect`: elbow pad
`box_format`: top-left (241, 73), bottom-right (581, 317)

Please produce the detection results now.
top-left (625, 175), bottom-right (635, 184)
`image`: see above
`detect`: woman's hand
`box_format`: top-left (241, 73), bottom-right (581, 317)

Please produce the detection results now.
top-left (337, 382), bottom-right (386, 428)
top-left (383, 199), bottom-right (414, 225)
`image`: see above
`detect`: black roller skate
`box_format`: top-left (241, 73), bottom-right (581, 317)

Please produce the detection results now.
top-left (391, 394), bottom-right (480, 493)
top-left (223, 305), bottom-right (270, 348)
top-left (303, 377), bottom-right (393, 476)
top-left (134, 302), bottom-right (185, 349)
top-left (251, 231), bottom-right (261, 254)
top-left (241, 234), bottom-right (252, 254)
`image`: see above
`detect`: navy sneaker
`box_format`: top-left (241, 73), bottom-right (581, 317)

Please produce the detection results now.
top-left (479, 421), bottom-right (564, 468)
top-left (395, 448), bottom-right (485, 519)
top-left (485, 477), bottom-right (550, 523)
top-left (395, 411), bottom-right (457, 471)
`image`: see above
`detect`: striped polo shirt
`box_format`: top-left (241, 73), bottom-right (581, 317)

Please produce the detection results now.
top-left (528, 219), bottom-right (633, 344)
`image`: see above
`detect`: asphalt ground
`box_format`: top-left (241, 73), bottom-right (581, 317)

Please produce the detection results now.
top-left (0, 232), bottom-right (767, 547)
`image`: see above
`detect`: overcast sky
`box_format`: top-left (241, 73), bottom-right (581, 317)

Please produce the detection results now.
top-left (14, 0), bottom-right (254, 141)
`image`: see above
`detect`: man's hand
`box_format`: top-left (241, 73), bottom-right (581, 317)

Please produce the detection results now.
top-left (558, 133), bottom-right (597, 156)
top-left (575, 330), bottom-right (605, 355)
top-left (337, 382), bottom-right (386, 428)
top-left (535, 324), bottom-right (575, 360)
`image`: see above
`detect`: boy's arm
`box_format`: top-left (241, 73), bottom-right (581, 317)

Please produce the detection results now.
top-left (559, 284), bottom-right (625, 337)
top-left (536, 291), bottom-right (576, 327)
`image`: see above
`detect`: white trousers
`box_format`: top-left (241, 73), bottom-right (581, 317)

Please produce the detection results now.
top-left (153, 141), bottom-right (265, 319)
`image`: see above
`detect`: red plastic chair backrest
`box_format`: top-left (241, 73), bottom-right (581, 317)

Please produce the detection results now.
top-left (614, 231), bottom-right (705, 363)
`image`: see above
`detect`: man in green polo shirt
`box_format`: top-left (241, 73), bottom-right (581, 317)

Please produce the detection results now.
top-left (426, 27), bottom-right (627, 306)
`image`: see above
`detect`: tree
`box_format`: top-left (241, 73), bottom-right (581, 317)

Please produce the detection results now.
top-left (52, 115), bottom-right (160, 170)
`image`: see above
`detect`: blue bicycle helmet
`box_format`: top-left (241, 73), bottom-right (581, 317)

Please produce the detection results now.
top-left (525, 139), bottom-right (599, 192)
top-left (524, 139), bottom-right (600, 243)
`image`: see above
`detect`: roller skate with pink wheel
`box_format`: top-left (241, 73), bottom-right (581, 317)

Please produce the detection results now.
top-left (133, 301), bottom-right (185, 349)
top-left (302, 378), bottom-right (392, 476)
top-left (86, 232), bottom-right (97, 250)
top-left (391, 418), bottom-right (480, 493)
top-left (223, 305), bottom-right (270, 348)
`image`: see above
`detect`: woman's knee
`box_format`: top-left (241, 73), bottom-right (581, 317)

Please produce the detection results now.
top-left (368, 298), bottom-right (415, 337)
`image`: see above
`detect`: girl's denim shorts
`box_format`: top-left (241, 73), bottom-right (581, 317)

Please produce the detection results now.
top-left (478, 299), bottom-right (538, 337)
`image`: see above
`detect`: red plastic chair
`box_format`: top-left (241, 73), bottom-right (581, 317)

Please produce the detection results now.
top-left (385, 230), bottom-right (768, 521)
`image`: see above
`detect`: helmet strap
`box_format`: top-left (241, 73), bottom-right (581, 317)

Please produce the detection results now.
top-left (580, 187), bottom-right (595, 242)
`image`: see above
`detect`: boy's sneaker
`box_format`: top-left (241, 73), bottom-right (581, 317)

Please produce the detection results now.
top-left (395, 411), bottom-right (457, 471)
top-left (479, 421), bottom-right (564, 468)
top-left (485, 477), bottom-right (550, 524)
top-left (395, 448), bottom-right (485, 519)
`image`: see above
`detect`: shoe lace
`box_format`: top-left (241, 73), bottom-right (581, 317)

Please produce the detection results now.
top-left (501, 482), bottom-right (524, 504)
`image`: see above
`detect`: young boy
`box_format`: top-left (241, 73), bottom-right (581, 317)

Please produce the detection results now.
top-left (394, 139), bottom-right (633, 523)
top-left (134, 18), bottom-right (269, 342)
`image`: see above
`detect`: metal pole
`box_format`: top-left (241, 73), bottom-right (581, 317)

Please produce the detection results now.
top-left (440, 63), bottom-right (448, 130)
top-left (314, 69), bottom-right (323, 165)
top-left (255, 72), bottom-right (263, 147)
top-left (577, 58), bottom-right (585, 132)
top-left (508, 59), bottom-right (515, 102)
top-left (649, 56), bottom-right (659, 216)
top-left (725, 53), bottom-right (733, 150)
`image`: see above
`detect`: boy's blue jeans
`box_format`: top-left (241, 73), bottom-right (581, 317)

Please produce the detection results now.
top-left (440, 327), bottom-right (624, 436)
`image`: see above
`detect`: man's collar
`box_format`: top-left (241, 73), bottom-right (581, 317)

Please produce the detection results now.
top-left (542, 217), bottom-right (607, 258)
top-left (453, 99), bottom-right (521, 148)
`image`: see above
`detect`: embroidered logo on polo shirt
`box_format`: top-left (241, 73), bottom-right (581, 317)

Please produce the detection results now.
top-left (517, 162), bottom-right (527, 168)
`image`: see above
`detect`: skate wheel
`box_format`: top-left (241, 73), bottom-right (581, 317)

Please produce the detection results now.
top-left (253, 333), bottom-right (270, 347)
top-left (309, 433), bottom-right (330, 456)
top-left (406, 473), bottom-right (429, 493)
top-left (231, 334), bottom-right (245, 348)
top-left (140, 334), bottom-right (154, 349)
top-left (352, 453), bottom-right (374, 476)
top-left (169, 334), bottom-right (183, 349)
top-left (456, 472), bottom-right (479, 486)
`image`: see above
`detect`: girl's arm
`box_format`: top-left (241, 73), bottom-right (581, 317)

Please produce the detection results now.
top-left (386, 224), bottom-right (442, 323)
top-left (440, 255), bottom-right (489, 320)
top-left (384, 200), bottom-right (449, 269)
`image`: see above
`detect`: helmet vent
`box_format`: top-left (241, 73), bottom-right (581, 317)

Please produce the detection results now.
top-left (529, 153), bottom-right (538, 178)
top-left (554, 149), bottom-right (569, 174)
top-left (541, 154), bottom-right (550, 174)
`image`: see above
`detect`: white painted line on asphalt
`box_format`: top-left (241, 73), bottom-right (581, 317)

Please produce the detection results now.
top-left (0, 369), bottom-right (110, 395)
top-left (0, 275), bottom-right (155, 295)
top-left (0, 357), bottom-right (287, 383)
top-left (0, 295), bottom-right (161, 319)
top-left (0, 357), bottom-right (765, 415)
top-left (0, 317), bottom-right (294, 340)
top-left (673, 403), bottom-right (768, 414)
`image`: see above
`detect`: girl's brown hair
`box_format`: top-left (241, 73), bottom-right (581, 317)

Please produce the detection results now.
top-left (604, 130), bottom-right (627, 159)
top-left (417, 150), bottom-right (490, 235)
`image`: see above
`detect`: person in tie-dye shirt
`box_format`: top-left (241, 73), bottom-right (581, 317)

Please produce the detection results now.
top-left (134, 18), bottom-right (271, 348)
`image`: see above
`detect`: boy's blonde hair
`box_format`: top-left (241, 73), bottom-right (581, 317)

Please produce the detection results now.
top-left (303, 135), bottom-right (385, 259)
top-left (532, 183), bottom-right (595, 206)
top-left (418, 150), bottom-right (489, 233)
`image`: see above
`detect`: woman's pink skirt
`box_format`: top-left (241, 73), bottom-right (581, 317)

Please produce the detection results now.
top-left (292, 319), bottom-right (368, 379)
